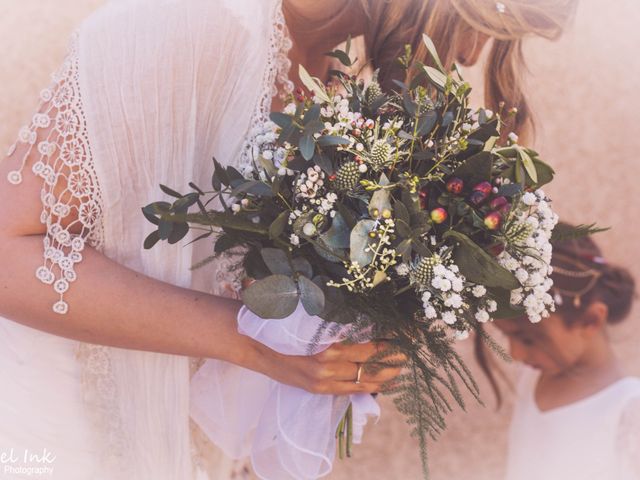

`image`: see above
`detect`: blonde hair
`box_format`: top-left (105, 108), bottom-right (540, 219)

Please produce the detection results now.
top-left (359, 0), bottom-right (578, 140)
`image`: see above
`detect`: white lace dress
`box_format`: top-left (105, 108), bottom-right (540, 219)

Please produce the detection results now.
top-left (0, 0), bottom-right (292, 478)
top-left (505, 366), bottom-right (640, 480)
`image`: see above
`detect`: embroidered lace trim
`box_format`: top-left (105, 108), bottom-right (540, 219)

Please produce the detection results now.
top-left (6, 31), bottom-right (130, 474)
top-left (6, 30), bottom-right (104, 316)
top-left (237, 0), bottom-right (294, 174)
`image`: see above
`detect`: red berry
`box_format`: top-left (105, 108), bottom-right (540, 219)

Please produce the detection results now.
top-left (469, 190), bottom-right (488, 206)
top-left (473, 181), bottom-right (492, 195)
top-left (490, 196), bottom-right (508, 210)
top-left (484, 211), bottom-right (502, 230)
top-left (498, 203), bottom-right (511, 215)
top-left (430, 208), bottom-right (448, 224)
top-left (418, 186), bottom-right (429, 199)
top-left (329, 174), bottom-right (337, 181)
top-left (446, 177), bottom-right (464, 195)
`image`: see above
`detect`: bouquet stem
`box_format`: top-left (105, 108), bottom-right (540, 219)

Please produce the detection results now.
top-left (336, 402), bottom-right (354, 460)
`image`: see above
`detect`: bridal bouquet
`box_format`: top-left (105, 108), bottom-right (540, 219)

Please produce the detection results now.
top-left (144, 36), bottom-right (562, 476)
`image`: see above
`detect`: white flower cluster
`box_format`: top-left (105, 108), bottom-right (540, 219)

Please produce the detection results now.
top-left (498, 189), bottom-right (559, 323)
top-left (295, 165), bottom-right (325, 200)
top-left (289, 166), bottom-right (338, 225)
top-left (328, 219), bottom-right (398, 292)
top-left (320, 95), bottom-right (365, 138)
top-left (418, 250), bottom-right (498, 337)
top-left (245, 121), bottom-right (291, 178)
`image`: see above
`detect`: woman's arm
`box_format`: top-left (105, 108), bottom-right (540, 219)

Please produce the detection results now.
top-left (0, 144), bottom-right (402, 395)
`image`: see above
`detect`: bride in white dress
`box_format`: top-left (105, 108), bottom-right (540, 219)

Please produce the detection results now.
top-left (0, 0), bottom-right (577, 478)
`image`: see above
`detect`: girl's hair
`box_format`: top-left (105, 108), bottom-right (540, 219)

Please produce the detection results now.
top-left (359, 0), bottom-right (578, 141)
top-left (551, 224), bottom-right (636, 325)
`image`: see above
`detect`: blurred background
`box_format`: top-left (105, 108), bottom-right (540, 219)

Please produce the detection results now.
top-left (1, 0), bottom-right (638, 478)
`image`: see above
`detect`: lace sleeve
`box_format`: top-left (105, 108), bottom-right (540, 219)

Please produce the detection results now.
top-left (616, 396), bottom-right (640, 477)
top-left (5, 31), bottom-right (104, 315)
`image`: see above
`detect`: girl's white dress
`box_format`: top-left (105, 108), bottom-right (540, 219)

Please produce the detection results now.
top-left (505, 366), bottom-right (640, 480)
top-left (0, 0), bottom-right (295, 478)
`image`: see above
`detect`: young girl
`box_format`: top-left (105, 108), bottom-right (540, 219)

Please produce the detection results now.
top-left (493, 227), bottom-right (640, 479)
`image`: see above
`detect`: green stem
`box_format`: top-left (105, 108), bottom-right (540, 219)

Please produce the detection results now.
top-left (346, 403), bottom-right (353, 458)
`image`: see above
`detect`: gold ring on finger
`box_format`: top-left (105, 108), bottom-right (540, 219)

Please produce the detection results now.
top-left (354, 362), bottom-right (363, 385)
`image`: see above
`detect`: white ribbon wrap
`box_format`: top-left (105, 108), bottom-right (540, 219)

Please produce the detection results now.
top-left (190, 302), bottom-right (380, 479)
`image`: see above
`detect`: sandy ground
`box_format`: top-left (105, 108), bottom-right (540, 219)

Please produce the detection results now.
top-left (1, 1), bottom-right (639, 479)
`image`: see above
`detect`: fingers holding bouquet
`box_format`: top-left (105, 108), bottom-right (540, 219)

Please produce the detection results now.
top-left (276, 340), bottom-right (407, 396)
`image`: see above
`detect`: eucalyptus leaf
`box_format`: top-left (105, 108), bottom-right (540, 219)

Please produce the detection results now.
top-left (516, 146), bottom-right (538, 184)
top-left (403, 93), bottom-right (417, 116)
top-left (299, 276), bottom-right (326, 316)
top-left (487, 287), bottom-right (526, 320)
top-left (214, 234), bottom-right (236, 253)
top-left (278, 122), bottom-right (296, 144)
top-left (269, 210), bottom-right (289, 240)
top-left (261, 248), bottom-right (293, 276)
top-left (317, 135), bottom-right (351, 147)
top-left (270, 112), bottom-right (293, 130)
top-left (142, 206), bottom-right (160, 225)
top-left (368, 187), bottom-right (392, 218)
top-left (325, 50), bottom-right (352, 67)
top-left (312, 237), bottom-right (345, 263)
top-left (483, 136), bottom-right (499, 152)
top-left (320, 212), bottom-right (350, 249)
top-left (213, 157), bottom-right (230, 187)
top-left (292, 257), bottom-right (313, 279)
top-left (143, 230), bottom-right (161, 250)
top-left (231, 180), bottom-right (274, 198)
top-left (260, 155), bottom-right (278, 178)
top-left (397, 238), bottom-right (412, 263)
top-left (299, 65), bottom-right (332, 103)
top-left (497, 183), bottom-right (523, 197)
top-left (515, 159), bottom-right (525, 186)
top-left (168, 222), bottom-right (189, 244)
top-left (336, 202), bottom-right (357, 229)
top-left (158, 219), bottom-right (173, 240)
top-left (416, 111), bottom-right (437, 136)
top-left (313, 151), bottom-right (333, 173)
top-left (423, 66), bottom-right (447, 91)
top-left (396, 219), bottom-right (413, 238)
top-left (173, 193), bottom-right (199, 212)
top-left (242, 275), bottom-right (300, 319)
top-left (422, 34), bottom-right (445, 71)
top-left (401, 188), bottom-right (420, 216)
top-left (160, 184), bottom-right (183, 198)
top-left (453, 151), bottom-right (492, 185)
top-left (442, 111), bottom-right (455, 128)
top-left (350, 219), bottom-right (376, 266)
top-left (533, 159), bottom-right (555, 187)
top-left (444, 231), bottom-right (519, 289)
top-left (303, 104), bottom-right (321, 125)
top-left (299, 133), bottom-right (315, 161)
top-left (394, 199), bottom-right (410, 225)
top-left (305, 120), bottom-right (325, 136)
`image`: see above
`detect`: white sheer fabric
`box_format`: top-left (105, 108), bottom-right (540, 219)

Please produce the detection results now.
top-left (1, 0), bottom-right (292, 478)
top-left (191, 303), bottom-right (381, 480)
top-left (505, 366), bottom-right (640, 480)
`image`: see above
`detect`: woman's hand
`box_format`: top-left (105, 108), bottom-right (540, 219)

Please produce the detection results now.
top-left (257, 340), bottom-right (407, 395)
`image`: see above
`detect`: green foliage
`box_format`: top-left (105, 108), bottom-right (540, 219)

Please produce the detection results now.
top-left (551, 223), bottom-right (609, 244)
top-left (141, 33), bottom-right (601, 480)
